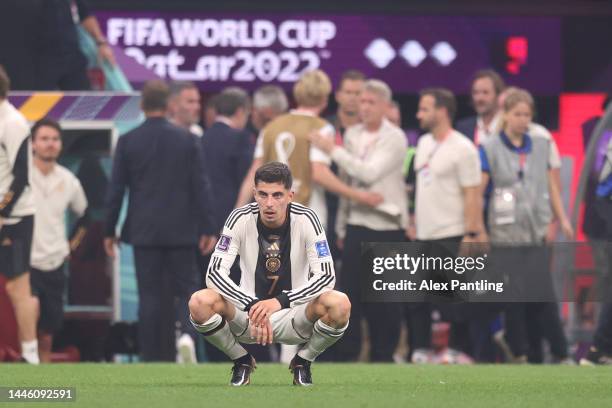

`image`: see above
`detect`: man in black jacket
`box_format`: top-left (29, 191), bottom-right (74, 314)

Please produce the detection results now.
top-left (201, 88), bottom-right (253, 235)
top-left (104, 80), bottom-right (210, 361)
top-left (455, 69), bottom-right (505, 144)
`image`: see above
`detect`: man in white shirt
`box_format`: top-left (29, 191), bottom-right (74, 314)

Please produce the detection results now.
top-left (410, 88), bottom-right (485, 362)
top-left (0, 65), bottom-right (39, 364)
top-left (30, 118), bottom-right (88, 363)
top-left (310, 79), bottom-right (408, 361)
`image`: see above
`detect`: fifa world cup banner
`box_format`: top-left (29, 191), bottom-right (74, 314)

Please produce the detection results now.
top-left (96, 12), bottom-right (562, 94)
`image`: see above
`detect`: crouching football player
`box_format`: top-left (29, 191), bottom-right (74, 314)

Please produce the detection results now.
top-left (189, 162), bottom-right (350, 386)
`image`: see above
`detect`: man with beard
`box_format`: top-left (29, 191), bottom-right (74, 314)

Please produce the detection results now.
top-left (29, 118), bottom-right (88, 363)
top-left (456, 69), bottom-right (505, 145)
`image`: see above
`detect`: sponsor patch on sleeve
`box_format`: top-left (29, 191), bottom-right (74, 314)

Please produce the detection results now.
top-left (315, 240), bottom-right (330, 258)
top-left (217, 235), bottom-right (232, 252)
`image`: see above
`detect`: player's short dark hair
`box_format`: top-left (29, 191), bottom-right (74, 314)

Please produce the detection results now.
top-left (254, 162), bottom-right (293, 190)
top-left (0, 65), bottom-right (10, 99)
top-left (471, 69), bottom-right (506, 96)
top-left (31, 118), bottom-right (62, 141)
top-left (141, 80), bottom-right (170, 112)
top-left (338, 69), bottom-right (366, 90)
top-left (215, 87), bottom-right (250, 117)
top-left (420, 87), bottom-right (457, 121)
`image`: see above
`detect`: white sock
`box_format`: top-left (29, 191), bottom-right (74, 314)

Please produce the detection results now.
top-left (21, 340), bottom-right (40, 365)
top-left (297, 320), bottom-right (348, 362)
top-left (190, 314), bottom-right (247, 361)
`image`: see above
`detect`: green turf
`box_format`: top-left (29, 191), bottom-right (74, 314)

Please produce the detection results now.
top-left (1, 364), bottom-right (611, 408)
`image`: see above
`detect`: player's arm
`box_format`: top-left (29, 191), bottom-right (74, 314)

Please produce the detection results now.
top-left (0, 120), bottom-right (30, 219)
top-left (276, 212), bottom-right (335, 309)
top-left (205, 209), bottom-right (259, 312)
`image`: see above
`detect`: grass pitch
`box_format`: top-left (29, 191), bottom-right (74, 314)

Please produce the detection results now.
top-left (1, 363), bottom-right (611, 408)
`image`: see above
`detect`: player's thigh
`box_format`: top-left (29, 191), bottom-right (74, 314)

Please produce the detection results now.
top-left (270, 303), bottom-right (314, 345)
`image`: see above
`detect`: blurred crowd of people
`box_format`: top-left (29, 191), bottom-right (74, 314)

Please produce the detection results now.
top-left (1, 59), bottom-right (611, 365)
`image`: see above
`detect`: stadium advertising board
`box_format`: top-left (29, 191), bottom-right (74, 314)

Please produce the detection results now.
top-left (96, 12), bottom-right (562, 93)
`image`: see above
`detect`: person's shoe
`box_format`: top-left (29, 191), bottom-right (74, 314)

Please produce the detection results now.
top-left (230, 354), bottom-right (256, 386)
top-left (580, 347), bottom-right (612, 366)
top-left (289, 355), bottom-right (313, 386)
top-left (176, 333), bottom-right (197, 364)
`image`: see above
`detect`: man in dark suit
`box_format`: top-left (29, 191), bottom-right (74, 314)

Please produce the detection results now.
top-left (104, 80), bottom-right (210, 362)
top-left (201, 87), bottom-right (253, 234)
top-left (455, 69), bottom-right (505, 143)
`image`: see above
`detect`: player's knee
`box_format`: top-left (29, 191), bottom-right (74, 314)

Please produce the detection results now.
top-left (326, 291), bottom-right (351, 321)
top-left (188, 289), bottom-right (218, 321)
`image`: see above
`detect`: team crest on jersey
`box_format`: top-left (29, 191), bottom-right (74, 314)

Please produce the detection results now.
top-left (217, 235), bottom-right (232, 252)
top-left (315, 240), bottom-right (330, 258)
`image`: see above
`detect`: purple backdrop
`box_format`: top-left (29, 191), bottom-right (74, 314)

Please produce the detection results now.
top-left (96, 12), bottom-right (562, 94)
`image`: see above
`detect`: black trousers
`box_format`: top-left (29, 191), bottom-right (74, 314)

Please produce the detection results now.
top-left (133, 246), bottom-right (199, 362)
top-left (37, 53), bottom-right (90, 91)
top-left (404, 237), bottom-right (464, 358)
top-left (334, 225), bottom-right (403, 362)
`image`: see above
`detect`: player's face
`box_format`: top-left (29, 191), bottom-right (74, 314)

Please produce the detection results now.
top-left (171, 88), bottom-right (201, 127)
top-left (32, 126), bottom-right (62, 162)
top-left (336, 79), bottom-right (364, 116)
top-left (503, 102), bottom-right (532, 136)
top-left (471, 77), bottom-right (498, 117)
top-left (416, 95), bottom-right (437, 131)
top-left (254, 181), bottom-right (294, 228)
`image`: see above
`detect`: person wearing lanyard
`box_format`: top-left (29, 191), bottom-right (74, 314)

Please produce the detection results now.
top-left (479, 88), bottom-right (574, 363)
top-left (309, 79), bottom-right (408, 362)
top-left (410, 88), bottom-right (485, 363)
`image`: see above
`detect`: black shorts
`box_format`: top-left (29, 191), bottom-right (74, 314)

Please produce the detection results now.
top-left (0, 215), bottom-right (33, 279)
top-left (30, 266), bottom-right (66, 334)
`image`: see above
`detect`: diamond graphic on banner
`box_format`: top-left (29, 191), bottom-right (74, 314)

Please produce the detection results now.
top-left (399, 40), bottom-right (427, 67)
top-left (364, 38), bottom-right (396, 69)
top-left (430, 42), bottom-right (457, 66)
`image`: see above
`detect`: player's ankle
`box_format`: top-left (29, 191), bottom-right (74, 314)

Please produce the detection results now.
top-left (233, 353), bottom-right (253, 366)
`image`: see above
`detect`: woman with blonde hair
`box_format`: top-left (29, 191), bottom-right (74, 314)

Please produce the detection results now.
top-left (479, 88), bottom-right (573, 363)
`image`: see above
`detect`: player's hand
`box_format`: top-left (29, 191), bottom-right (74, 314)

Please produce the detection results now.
top-left (0, 216), bottom-right (3, 233)
top-left (355, 190), bottom-right (384, 208)
top-left (104, 237), bottom-right (118, 258)
top-left (248, 298), bottom-right (281, 328)
top-left (199, 235), bottom-right (217, 255)
top-left (250, 318), bottom-right (273, 346)
top-left (308, 130), bottom-right (335, 154)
